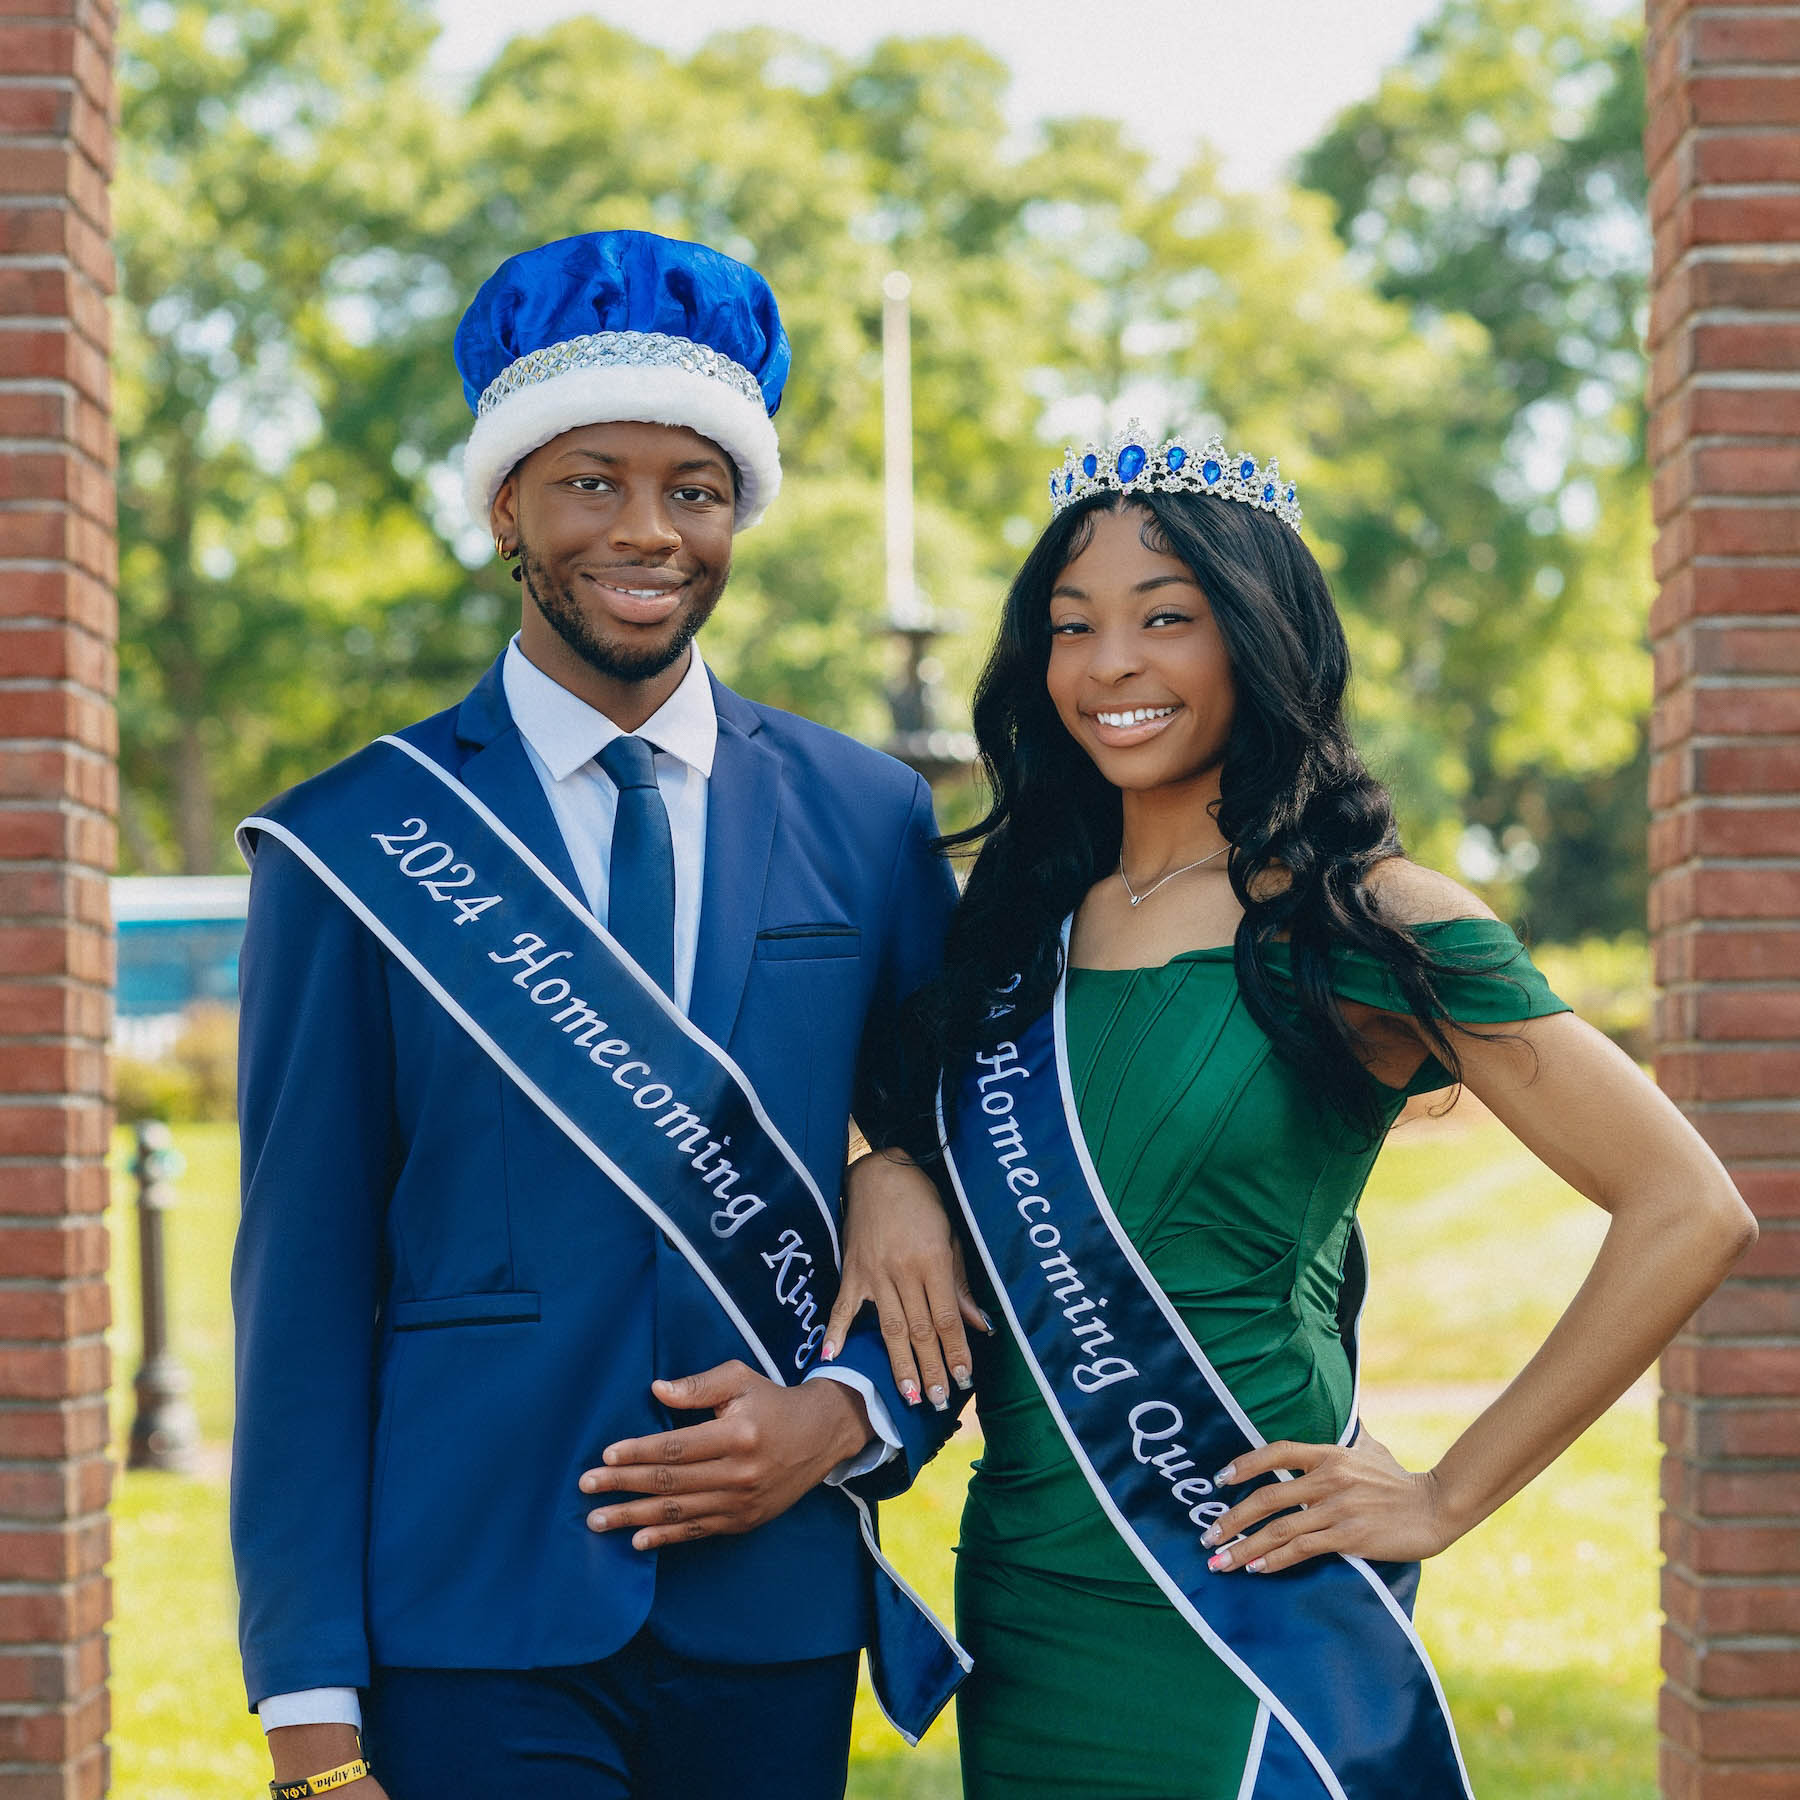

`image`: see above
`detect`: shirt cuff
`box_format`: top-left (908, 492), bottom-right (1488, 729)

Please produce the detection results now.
top-left (804, 1364), bottom-right (901, 1483)
top-left (258, 1687), bottom-right (363, 1733)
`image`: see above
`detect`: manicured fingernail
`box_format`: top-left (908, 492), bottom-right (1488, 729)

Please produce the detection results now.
top-left (953, 1367), bottom-right (972, 1390)
top-left (587, 1510), bottom-right (608, 1531)
top-left (1201, 1525), bottom-right (1220, 1547)
top-left (980, 1310), bottom-right (996, 1334)
top-left (928, 1385), bottom-right (948, 1411)
top-left (1213, 1464), bottom-right (1236, 1485)
top-left (901, 1381), bottom-right (920, 1406)
top-left (821, 1342), bottom-right (837, 1362)
top-left (1209, 1550), bottom-right (1231, 1571)
top-left (1247, 1557), bottom-right (1267, 1573)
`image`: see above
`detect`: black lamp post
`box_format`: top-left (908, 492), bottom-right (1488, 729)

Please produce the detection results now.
top-left (127, 1120), bottom-right (199, 1472)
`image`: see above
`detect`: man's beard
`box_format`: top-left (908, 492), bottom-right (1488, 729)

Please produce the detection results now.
top-left (518, 539), bottom-right (722, 684)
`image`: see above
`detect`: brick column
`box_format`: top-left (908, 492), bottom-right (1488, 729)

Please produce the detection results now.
top-left (1646, 2), bottom-right (1800, 1795)
top-left (0, 2), bottom-right (117, 1795)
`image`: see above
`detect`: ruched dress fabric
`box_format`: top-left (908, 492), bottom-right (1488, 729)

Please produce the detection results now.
top-left (953, 920), bottom-right (1570, 1799)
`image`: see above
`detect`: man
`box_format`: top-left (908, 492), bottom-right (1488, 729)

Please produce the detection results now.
top-left (232, 230), bottom-right (969, 1800)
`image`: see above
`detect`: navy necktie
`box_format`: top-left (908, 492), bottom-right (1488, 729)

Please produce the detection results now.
top-left (597, 735), bottom-right (677, 998)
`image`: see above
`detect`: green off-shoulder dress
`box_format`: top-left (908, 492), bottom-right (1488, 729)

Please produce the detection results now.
top-left (953, 920), bottom-right (1570, 1799)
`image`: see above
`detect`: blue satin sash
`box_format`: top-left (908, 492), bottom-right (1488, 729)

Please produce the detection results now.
top-left (937, 961), bottom-right (1473, 1798)
top-left (241, 734), bottom-right (968, 1743)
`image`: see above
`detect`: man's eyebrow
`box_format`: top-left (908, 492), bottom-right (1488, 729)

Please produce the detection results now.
top-left (557, 449), bottom-right (730, 476)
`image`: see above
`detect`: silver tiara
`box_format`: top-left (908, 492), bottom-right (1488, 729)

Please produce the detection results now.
top-left (1049, 419), bottom-right (1302, 533)
top-left (476, 330), bottom-right (765, 416)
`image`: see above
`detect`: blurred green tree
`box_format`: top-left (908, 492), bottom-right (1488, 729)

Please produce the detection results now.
top-left (114, 0), bottom-right (483, 872)
top-left (113, 0), bottom-right (1653, 936)
top-left (1298, 0), bottom-right (1651, 931)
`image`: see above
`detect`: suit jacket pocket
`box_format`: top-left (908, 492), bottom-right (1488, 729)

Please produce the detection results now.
top-left (753, 924), bottom-right (861, 962)
top-left (389, 1291), bottom-right (541, 1331)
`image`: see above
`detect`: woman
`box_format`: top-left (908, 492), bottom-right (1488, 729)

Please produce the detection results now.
top-left (824, 425), bottom-right (1755, 1798)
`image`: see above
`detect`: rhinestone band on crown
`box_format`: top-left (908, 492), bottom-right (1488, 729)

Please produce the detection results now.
top-left (1049, 420), bottom-right (1302, 534)
top-left (476, 330), bottom-right (765, 417)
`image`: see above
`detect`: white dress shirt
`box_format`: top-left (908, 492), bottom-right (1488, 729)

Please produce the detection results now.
top-left (259, 641), bottom-right (897, 1734)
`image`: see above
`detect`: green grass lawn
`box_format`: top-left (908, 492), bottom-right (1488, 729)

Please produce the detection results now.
top-left (107, 1111), bottom-right (1656, 1799)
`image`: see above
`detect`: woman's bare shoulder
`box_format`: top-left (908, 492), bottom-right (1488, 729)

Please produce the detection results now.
top-left (1361, 857), bottom-right (1497, 928)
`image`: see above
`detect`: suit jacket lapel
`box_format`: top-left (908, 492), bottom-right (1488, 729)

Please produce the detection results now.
top-left (452, 655), bottom-right (586, 904)
top-left (690, 679), bottom-right (779, 1048)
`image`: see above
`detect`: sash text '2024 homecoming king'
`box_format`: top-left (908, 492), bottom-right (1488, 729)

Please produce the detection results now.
top-left (230, 231), bottom-right (968, 1800)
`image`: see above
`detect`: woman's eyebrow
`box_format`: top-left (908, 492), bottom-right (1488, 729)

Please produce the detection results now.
top-left (1134, 574), bottom-right (1197, 594)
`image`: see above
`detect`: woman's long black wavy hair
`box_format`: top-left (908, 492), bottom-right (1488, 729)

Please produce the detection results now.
top-left (900, 486), bottom-right (1476, 1152)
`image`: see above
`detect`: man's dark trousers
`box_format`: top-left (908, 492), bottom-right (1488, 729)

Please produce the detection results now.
top-left (362, 1635), bottom-right (859, 1799)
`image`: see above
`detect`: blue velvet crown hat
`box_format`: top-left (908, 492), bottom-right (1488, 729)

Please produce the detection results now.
top-left (456, 230), bottom-right (792, 532)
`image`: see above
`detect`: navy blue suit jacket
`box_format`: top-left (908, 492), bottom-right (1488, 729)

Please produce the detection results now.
top-left (231, 657), bottom-right (959, 1706)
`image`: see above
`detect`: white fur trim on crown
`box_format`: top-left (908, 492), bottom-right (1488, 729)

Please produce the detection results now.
top-left (462, 363), bottom-right (782, 532)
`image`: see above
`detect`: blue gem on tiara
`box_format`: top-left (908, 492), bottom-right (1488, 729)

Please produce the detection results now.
top-left (1045, 418), bottom-right (1303, 534)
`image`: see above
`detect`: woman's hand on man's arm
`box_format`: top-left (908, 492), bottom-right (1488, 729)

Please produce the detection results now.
top-left (823, 1149), bottom-right (991, 1411)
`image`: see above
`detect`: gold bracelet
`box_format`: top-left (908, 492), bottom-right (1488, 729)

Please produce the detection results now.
top-left (269, 1757), bottom-right (370, 1798)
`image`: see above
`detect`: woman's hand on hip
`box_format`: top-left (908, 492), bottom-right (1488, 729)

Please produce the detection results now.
top-left (1201, 1431), bottom-right (1456, 1574)
top-left (822, 1149), bottom-right (990, 1412)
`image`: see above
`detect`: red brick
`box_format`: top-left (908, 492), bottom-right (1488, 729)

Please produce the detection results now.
top-left (0, 1108), bottom-right (109, 1161)
top-left (1694, 987), bottom-right (1800, 1039)
top-left (1696, 132), bottom-right (1800, 187)
top-left (1663, 1048), bottom-right (1800, 1101)
top-left (1690, 73), bottom-right (1800, 132)
top-left (1734, 1169), bottom-right (1800, 1220)
top-left (1655, 684), bottom-right (1800, 743)
top-left (0, 1639), bottom-right (107, 1709)
top-left (1693, 1280), bottom-right (1800, 1336)
top-left (0, 1339), bottom-right (107, 1403)
top-left (0, 1224), bottom-right (108, 1279)
top-left (1694, 321), bottom-right (1800, 375)
top-left (0, 1401), bottom-right (109, 1462)
top-left (0, 1519), bottom-right (108, 1585)
top-left (0, 1167), bottom-right (110, 1221)
top-left (0, 692), bottom-right (117, 755)
top-left (1665, 1569), bottom-right (1800, 1637)
top-left (1735, 1224), bottom-right (1800, 1278)
top-left (1664, 1342), bottom-right (1800, 1399)
top-left (1692, 506), bottom-right (1800, 558)
top-left (0, 567), bottom-right (116, 635)
top-left (1693, 12), bottom-right (1800, 64)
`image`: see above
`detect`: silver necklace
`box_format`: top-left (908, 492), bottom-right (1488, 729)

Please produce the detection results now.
top-left (1118, 844), bottom-right (1228, 907)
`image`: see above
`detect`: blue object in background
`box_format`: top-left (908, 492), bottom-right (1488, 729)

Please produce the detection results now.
top-left (113, 877), bottom-right (249, 1022)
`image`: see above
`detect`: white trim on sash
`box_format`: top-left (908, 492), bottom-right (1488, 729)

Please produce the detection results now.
top-left (377, 732), bottom-right (840, 1260)
top-left (244, 813), bottom-right (789, 1385)
top-left (1236, 1706), bottom-right (1271, 1800)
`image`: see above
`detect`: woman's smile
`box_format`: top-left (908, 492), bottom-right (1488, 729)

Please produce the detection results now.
top-left (1084, 702), bottom-right (1185, 747)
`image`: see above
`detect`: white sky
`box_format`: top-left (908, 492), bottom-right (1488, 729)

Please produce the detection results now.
top-left (429, 0), bottom-right (1594, 190)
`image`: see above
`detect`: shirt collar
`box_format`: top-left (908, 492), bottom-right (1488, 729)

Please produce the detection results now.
top-left (502, 637), bottom-right (718, 783)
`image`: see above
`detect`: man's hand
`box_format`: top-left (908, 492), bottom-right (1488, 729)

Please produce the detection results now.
top-left (580, 1361), bottom-right (872, 1549)
top-left (822, 1149), bottom-right (990, 1411)
top-left (267, 1724), bottom-right (387, 1798)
